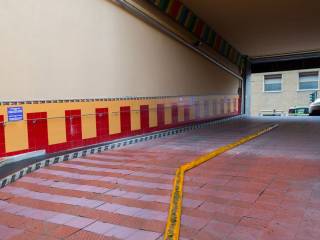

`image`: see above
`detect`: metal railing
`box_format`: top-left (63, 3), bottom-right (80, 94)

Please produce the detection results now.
top-left (0, 104), bottom-right (235, 126)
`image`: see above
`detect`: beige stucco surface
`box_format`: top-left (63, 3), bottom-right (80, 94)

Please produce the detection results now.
top-left (251, 68), bottom-right (320, 116)
top-left (0, 0), bottom-right (239, 101)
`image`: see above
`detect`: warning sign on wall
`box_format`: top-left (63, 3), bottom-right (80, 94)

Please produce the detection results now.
top-left (7, 107), bottom-right (24, 122)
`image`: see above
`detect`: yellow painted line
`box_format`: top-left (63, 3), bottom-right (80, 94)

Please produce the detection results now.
top-left (164, 124), bottom-right (279, 240)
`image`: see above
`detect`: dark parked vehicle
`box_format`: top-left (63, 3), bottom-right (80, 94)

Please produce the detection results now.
top-left (288, 106), bottom-right (309, 116)
top-left (309, 98), bottom-right (320, 116)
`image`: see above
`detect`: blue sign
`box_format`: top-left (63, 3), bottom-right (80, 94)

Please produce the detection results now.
top-left (7, 107), bottom-right (24, 122)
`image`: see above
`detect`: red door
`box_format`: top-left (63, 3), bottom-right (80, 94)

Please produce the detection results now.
top-left (120, 106), bottom-right (131, 136)
top-left (172, 104), bottom-right (178, 125)
top-left (0, 115), bottom-right (5, 156)
top-left (27, 112), bottom-right (49, 151)
top-left (140, 105), bottom-right (149, 132)
top-left (96, 108), bottom-right (109, 141)
top-left (65, 110), bottom-right (82, 147)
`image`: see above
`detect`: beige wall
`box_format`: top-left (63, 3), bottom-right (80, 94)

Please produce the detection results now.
top-left (251, 68), bottom-right (320, 116)
top-left (0, 0), bottom-right (239, 101)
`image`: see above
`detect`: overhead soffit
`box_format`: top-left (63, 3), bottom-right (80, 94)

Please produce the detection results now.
top-left (180, 0), bottom-right (320, 58)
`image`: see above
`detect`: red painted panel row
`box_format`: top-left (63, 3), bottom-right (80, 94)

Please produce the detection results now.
top-left (0, 100), bottom-right (238, 157)
top-left (0, 116), bottom-right (5, 155)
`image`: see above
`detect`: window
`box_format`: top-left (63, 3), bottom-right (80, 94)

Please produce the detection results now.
top-left (298, 71), bottom-right (319, 90)
top-left (296, 108), bottom-right (309, 114)
top-left (289, 107), bottom-right (309, 115)
top-left (264, 74), bottom-right (282, 92)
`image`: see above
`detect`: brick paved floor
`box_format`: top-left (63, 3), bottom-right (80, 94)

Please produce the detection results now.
top-left (0, 117), bottom-right (319, 240)
top-left (182, 117), bottom-right (320, 240)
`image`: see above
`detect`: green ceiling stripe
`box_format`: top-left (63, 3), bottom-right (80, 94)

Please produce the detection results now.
top-left (224, 42), bottom-right (231, 57)
top-left (178, 7), bottom-right (189, 25)
top-left (201, 25), bottom-right (210, 42)
top-left (208, 30), bottom-right (216, 46)
top-left (228, 47), bottom-right (234, 60)
top-left (214, 35), bottom-right (222, 50)
top-left (192, 18), bottom-right (200, 34)
top-left (187, 14), bottom-right (197, 32)
top-left (159, 0), bottom-right (170, 11)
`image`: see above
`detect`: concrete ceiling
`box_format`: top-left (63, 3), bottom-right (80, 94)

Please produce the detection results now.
top-left (181, 0), bottom-right (320, 59)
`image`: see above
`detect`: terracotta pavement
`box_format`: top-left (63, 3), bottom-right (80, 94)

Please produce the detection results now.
top-left (0, 118), bottom-right (319, 240)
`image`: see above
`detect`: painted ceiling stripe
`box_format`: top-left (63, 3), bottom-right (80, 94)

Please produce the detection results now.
top-left (146, 0), bottom-right (245, 70)
top-left (169, 1), bottom-right (181, 18)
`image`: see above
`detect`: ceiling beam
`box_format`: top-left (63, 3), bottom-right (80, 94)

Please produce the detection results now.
top-left (250, 50), bottom-right (320, 64)
top-left (251, 53), bottom-right (320, 73)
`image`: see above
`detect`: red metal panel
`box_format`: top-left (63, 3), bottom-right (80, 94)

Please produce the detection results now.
top-left (140, 105), bottom-right (149, 132)
top-left (27, 112), bottom-right (49, 151)
top-left (184, 105), bottom-right (190, 122)
top-left (214, 35), bottom-right (222, 51)
top-left (0, 115), bottom-right (5, 155)
top-left (96, 108), bottom-right (109, 140)
top-left (169, 1), bottom-right (182, 18)
top-left (171, 104), bottom-right (178, 124)
top-left (157, 104), bottom-right (165, 128)
top-left (195, 21), bottom-right (204, 38)
top-left (65, 110), bottom-right (82, 147)
top-left (120, 106), bottom-right (131, 135)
